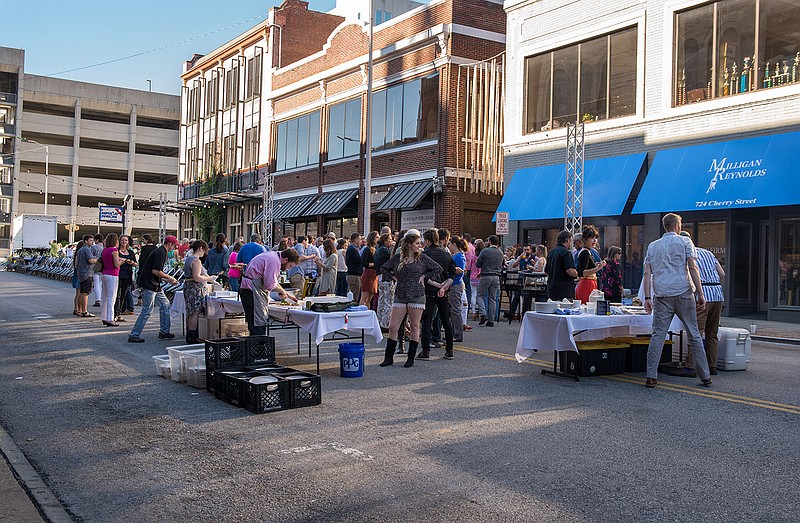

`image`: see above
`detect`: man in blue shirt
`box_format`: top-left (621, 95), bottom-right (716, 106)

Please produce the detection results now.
top-left (288, 236), bottom-right (318, 296)
top-left (237, 233), bottom-right (268, 268)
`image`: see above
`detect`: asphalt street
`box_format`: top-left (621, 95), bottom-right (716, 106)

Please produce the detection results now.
top-left (0, 271), bottom-right (798, 522)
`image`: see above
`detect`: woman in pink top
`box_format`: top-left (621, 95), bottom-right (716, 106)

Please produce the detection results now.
top-left (227, 242), bottom-right (243, 292)
top-left (100, 233), bottom-right (124, 326)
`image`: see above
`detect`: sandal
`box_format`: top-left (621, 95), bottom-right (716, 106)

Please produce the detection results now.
top-left (73, 310), bottom-right (80, 316)
top-left (79, 312), bottom-right (96, 318)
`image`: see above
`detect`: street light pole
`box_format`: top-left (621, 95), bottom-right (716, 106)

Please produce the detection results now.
top-left (363, 0), bottom-right (374, 235)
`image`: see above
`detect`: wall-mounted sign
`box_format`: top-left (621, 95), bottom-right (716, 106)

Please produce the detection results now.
top-left (400, 209), bottom-right (435, 231)
top-left (99, 206), bottom-right (124, 223)
top-left (495, 211), bottom-right (509, 236)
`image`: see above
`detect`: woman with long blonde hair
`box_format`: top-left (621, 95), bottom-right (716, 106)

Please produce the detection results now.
top-left (378, 230), bottom-right (442, 367)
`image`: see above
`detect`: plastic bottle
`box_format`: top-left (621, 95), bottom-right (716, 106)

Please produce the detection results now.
top-left (347, 290), bottom-right (354, 301)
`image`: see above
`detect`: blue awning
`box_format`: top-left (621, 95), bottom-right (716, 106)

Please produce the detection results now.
top-left (632, 131), bottom-right (800, 214)
top-left (495, 153), bottom-right (647, 221)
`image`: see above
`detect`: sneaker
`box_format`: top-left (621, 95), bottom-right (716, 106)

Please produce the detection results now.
top-left (431, 341), bottom-right (443, 348)
top-left (93, 301), bottom-right (101, 307)
top-left (121, 310), bottom-right (134, 316)
top-left (645, 378), bottom-right (657, 388)
top-left (128, 335), bottom-right (145, 343)
top-left (700, 378), bottom-right (713, 387)
top-left (158, 332), bottom-right (176, 340)
top-left (709, 367), bottom-right (718, 375)
top-left (417, 349), bottom-right (431, 360)
top-left (444, 349), bottom-right (454, 360)
top-left (486, 321), bottom-right (495, 327)
top-left (479, 315), bottom-right (487, 326)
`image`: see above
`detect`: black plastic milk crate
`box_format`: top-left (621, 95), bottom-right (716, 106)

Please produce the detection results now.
top-left (205, 338), bottom-right (245, 370)
top-left (244, 376), bottom-right (289, 414)
top-left (225, 371), bottom-right (264, 407)
top-left (273, 371), bottom-right (322, 409)
top-left (208, 369), bottom-right (246, 401)
top-left (243, 335), bottom-right (276, 366)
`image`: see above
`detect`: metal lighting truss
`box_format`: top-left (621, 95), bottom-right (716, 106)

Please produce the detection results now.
top-left (564, 121), bottom-right (585, 234)
top-left (158, 192), bottom-right (168, 243)
top-left (261, 169), bottom-right (274, 247)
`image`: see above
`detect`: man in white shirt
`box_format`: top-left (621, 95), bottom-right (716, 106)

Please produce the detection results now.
top-left (642, 213), bottom-right (712, 388)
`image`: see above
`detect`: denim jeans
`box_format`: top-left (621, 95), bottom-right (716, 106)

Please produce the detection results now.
top-left (477, 275), bottom-right (500, 321)
top-left (130, 288), bottom-right (171, 337)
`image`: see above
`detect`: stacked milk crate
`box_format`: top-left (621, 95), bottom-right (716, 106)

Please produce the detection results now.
top-left (205, 336), bottom-right (322, 414)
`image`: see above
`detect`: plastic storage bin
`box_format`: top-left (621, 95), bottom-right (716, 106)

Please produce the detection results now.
top-left (559, 341), bottom-right (629, 377)
top-left (152, 355), bottom-right (171, 378)
top-left (166, 344), bottom-right (204, 383)
top-left (716, 327), bottom-right (751, 371)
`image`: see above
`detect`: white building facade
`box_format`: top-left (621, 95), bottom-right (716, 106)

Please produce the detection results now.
top-left (502, 0), bottom-right (800, 320)
top-left (0, 46), bottom-right (180, 255)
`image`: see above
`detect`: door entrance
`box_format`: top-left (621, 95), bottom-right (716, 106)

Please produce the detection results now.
top-left (759, 220), bottom-right (770, 312)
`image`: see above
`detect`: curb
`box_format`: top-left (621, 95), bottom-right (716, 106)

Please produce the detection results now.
top-left (753, 335), bottom-right (800, 346)
top-left (0, 425), bottom-right (73, 523)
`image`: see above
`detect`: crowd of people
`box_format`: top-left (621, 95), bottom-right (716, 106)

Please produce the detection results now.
top-left (58, 214), bottom-right (722, 387)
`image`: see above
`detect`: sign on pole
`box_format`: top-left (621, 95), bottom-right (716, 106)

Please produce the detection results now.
top-left (495, 211), bottom-right (509, 236)
top-left (99, 206), bottom-right (125, 224)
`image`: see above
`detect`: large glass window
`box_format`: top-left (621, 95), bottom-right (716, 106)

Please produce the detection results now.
top-left (524, 27), bottom-right (637, 133)
top-left (275, 111), bottom-right (320, 172)
top-left (778, 218), bottom-right (800, 307)
top-left (675, 0), bottom-right (800, 106)
top-left (372, 76), bottom-right (439, 151)
top-left (327, 98), bottom-right (362, 160)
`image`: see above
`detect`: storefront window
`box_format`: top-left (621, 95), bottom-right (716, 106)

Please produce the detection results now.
top-left (524, 26), bottom-right (638, 133)
top-left (778, 218), bottom-right (800, 307)
top-left (733, 223), bottom-right (753, 303)
top-left (675, 0), bottom-right (800, 106)
top-left (697, 221), bottom-right (727, 266)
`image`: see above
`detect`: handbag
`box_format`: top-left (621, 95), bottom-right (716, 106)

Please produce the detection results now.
top-left (93, 257), bottom-right (104, 273)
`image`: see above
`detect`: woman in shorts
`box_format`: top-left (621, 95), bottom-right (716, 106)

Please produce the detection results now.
top-left (378, 230), bottom-right (442, 368)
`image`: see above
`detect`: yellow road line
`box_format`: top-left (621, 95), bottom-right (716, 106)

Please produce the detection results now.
top-left (454, 344), bottom-right (800, 415)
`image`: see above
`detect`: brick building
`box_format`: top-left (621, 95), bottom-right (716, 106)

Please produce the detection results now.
top-left (500, 0), bottom-right (800, 321)
top-left (176, 0), bottom-right (506, 245)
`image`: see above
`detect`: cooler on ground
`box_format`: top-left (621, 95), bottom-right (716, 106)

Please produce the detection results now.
top-left (716, 327), bottom-right (751, 371)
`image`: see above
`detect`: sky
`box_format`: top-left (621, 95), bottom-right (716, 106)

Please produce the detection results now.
top-left (4, 0), bottom-right (339, 95)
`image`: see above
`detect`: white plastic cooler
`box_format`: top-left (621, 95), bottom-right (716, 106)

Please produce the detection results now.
top-left (716, 327), bottom-right (751, 371)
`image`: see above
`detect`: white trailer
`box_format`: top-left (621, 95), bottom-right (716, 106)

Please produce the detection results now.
top-left (11, 214), bottom-right (58, 251)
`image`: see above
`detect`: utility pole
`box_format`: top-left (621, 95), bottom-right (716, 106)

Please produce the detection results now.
top-left (363, 0), bottom-right (374, 235)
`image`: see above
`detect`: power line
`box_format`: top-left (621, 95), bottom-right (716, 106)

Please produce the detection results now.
top-left (49, 14), bottom-right (267, 76)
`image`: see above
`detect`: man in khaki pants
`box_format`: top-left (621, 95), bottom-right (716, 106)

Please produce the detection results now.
top-left (680, 231), bottom-right (725, 376)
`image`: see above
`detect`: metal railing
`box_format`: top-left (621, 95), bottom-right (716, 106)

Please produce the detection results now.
top-left (179, 169), bottom-right (260, 201)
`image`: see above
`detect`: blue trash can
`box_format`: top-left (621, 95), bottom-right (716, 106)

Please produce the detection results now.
top-left (338, 343), bottom-right (365, 378)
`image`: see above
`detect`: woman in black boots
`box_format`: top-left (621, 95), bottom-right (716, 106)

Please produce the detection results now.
top-left (378, 230), bottom-right (442, 367)
top-left (183, 240), bottom-right (217, 344)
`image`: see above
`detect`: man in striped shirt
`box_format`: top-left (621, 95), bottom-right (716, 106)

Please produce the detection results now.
top-left (681, 231), bottom-right (725, 376)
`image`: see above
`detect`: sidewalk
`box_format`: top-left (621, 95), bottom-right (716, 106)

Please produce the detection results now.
top-left (0, 425), bottom-right (71, 523)
top-left (721, 316), bottom-right (800, 344)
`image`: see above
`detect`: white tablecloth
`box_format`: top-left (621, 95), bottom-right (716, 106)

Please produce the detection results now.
top-left (170, 290), bottom-right (186, 317)
top-left (515, 312), bottom-right (683, 361)
top-left (171, 292), bottom-right (383, 346)
top-left (267, 306), bottom-right (383, 347)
